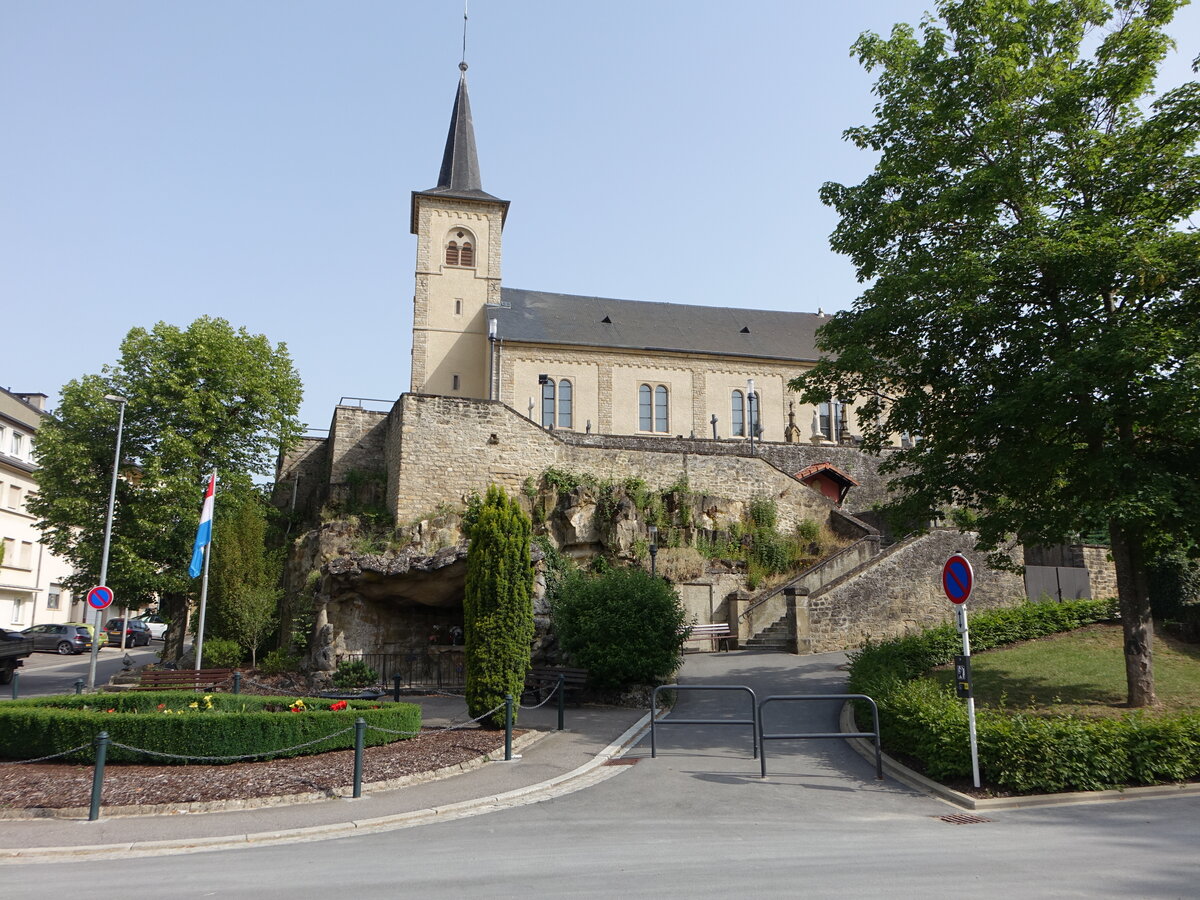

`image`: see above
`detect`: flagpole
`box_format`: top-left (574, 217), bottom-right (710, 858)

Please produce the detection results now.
top-left (195, 540), bottom-right (211, 671)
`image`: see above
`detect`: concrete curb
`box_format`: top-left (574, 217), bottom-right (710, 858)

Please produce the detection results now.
top-left (839, 701), bottom-right (1200, 810)
top-left (0, 712), bottom-right (652, 863)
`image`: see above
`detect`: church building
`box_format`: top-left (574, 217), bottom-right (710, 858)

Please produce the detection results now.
top-left (410, 64), bottom-right (859, 446)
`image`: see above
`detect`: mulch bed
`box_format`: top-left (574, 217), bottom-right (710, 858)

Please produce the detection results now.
top-left (0, 728), bottom-right (511, 813)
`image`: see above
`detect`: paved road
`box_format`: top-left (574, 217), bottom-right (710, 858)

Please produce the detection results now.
top-left (9, 642), bottom-right (161, 696)
top-left (2, 650), bottom-right (1197, 898)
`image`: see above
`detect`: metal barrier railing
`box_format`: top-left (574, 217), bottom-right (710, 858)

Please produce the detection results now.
top-left (757, 693), bottom-right (882, 780)
top-left (650, 684), bottom-right (758, 759)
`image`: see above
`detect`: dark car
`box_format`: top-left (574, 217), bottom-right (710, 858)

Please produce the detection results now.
top-left (103, 617), bottom-right (152, 647)
top-left (21, 623), bottom-right (95, 655)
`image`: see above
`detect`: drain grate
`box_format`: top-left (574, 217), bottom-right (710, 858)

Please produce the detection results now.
top-left (603, 758), bottom-right (639, 766)
top-left (936, 813), bottom-right (992, 825)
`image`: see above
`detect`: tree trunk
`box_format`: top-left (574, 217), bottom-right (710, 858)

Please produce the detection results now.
top-left (1109, 521), bottom-right (1156, 707)
top-left (160, 593), bottom-right (191, 664)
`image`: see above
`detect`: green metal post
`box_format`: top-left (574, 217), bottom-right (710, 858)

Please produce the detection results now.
top-left (232, 671), bottom-right (242, 694)
top-left (9, 672), bottom-right (16, 700)
top-left (353, 717), bottom-right (366, 798)
top-left (504, 693), bottom-right (513, 761)
top-left (557, 674), bottom-right (565, 731)
top-left (89, 731), bottom-right (110, 821)
top-left (75, 678), bottom-right (84, 694)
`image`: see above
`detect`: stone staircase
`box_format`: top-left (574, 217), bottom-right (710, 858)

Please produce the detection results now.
top-left (743, 615), bottom-right (792, 651)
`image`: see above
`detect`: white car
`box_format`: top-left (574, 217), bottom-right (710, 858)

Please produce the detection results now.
top-left (133, 614), bottom-right (169, 641)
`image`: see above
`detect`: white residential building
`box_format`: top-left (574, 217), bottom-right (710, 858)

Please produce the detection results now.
top-left (0, 388), bottom-right (75, 629)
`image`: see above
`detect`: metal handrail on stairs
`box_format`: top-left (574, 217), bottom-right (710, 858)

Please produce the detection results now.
top-left (738, 536), bottom-right (881, 623)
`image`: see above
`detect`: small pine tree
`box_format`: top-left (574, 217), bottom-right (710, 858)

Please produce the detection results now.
top-left (463, 484), bottom-right (534, 728)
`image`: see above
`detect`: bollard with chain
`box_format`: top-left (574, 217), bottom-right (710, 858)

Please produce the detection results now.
top-left (557, 674), bottom-right (565, 731)
top-left (75, 678), bottom-right (84, 695)
top-left (504, 693), bottom-right (513, 761)
top-left (232, 671), bottom-right (242, 694)
top-left (393, 673), bottom-right (402, 703)
top-left (352, 717), bottom-right (366, 798)
top-left (89, 731), bottom-right (110, 821)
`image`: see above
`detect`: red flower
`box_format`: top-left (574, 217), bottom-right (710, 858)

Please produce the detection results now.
top-left (329, 700), bottom-right (348, 711)
top-left (106, 709), bottom-right (115, 713)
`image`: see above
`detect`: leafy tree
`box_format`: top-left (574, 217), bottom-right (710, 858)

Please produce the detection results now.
top-left (28, 317), bottom-right (302, 661)
top-left (551, 567), bottom-right (687, 691)
top-left (793, 0), bottom-right (1200, 707)
top-left (463, 485), bottom-right (535, 728)
top-left (206, 485), bottom-right (282, 667)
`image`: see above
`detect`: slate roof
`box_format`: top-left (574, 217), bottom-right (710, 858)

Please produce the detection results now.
top-left (492, 288), bottom-right (829, 362)
top-left (411, 65), bottom-right (508, 233)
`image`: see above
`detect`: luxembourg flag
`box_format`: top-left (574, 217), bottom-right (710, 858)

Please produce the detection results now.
top-left (188, 472), bottom-right (217, 578)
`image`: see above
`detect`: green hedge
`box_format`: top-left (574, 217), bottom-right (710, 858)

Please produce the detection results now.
top-left (847, 598), bottom-right (1200, 793)
top-left (0, 692), bottom-right (421, 764)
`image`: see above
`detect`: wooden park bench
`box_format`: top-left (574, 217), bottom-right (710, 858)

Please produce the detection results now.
top-left (683, 623), bottom-right (734, 652)
top-left (523, 666), bottom-right (588, 705)
top-left (131, 668), bottom-right (233, 691)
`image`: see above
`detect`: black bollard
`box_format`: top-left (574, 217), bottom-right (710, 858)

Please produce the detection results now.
top-left (75, 678), bottom-right (85, 695)
top-left (393, 673), bottom-right (402, 703)
top-left (557, 674), bottom-right (565, 731)
top-left (89, 731), bottom-right (110, 821)
top-left (504, 693), bottom-right (513, 761)
top-left (9, 671), bottom-right (17, 700)
top-left (353, 717), bottom-right (366, 798)
top-left (232, 671), bottom-right (242, 694)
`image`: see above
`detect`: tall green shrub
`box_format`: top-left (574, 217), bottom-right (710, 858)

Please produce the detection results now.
top-left (463, 485), bottom-right (535, 728)
top-left (552, 567), bottom-right (687, 690)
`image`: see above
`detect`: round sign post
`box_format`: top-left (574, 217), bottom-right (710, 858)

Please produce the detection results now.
top-left (943, 554), bottom-right (981, 789)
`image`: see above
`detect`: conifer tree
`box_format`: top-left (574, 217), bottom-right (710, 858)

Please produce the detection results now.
top-left (463, 485), bottom-right (534, 727)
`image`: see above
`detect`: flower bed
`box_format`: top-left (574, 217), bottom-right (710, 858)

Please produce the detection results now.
top-left (848, 597), bottom-right (1200, 793)
top-left (0, 692), bottom-right (422, 764)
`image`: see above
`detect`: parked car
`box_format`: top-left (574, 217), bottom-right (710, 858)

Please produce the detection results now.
top-left (65, 622), bottom-right (108, 649)
top-left (133, 613), bottom-right (169, 641)
top-left (22, 623), bottom-right (97, 655)
top-left (103, 618), bottom-right (152, 647)
top-left (0, 627), bottom-right (34, 682)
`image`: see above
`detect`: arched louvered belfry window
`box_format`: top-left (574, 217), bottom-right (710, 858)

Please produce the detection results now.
top-left (731, 390), bottom-right (745, 437)
top-left (460, 242), bottom-right (474, 266)
top-left (445, 241), bottom-right (459, 266)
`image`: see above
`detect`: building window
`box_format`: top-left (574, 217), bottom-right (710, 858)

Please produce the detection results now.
top-left (460, 242), bottom-right (474, 266)
top-left (731, 390), bottom-right (745, 437)
top-left (557, 379), bottom-right (573, 429)
top-left (454, 299), bottom-right (463, 316)
top-left (452, 374), bottom-right (461, 391)
top-left (10, 432), bottom-right (22, 458)
top-left (542, 379), bottom-right (556, 428)
top-left (18, 541), bottom-right (32, 568)
top-left (10, 598), bottom-right (23, 625)
top-left (639, 384), bottom-right (669, 433)
top-left (7, 485), bottom-right (20, 510)
top-left (1, 538), bottom-right (14, 567)
top-left (445, 241), bottom-right (459, 266)
top-left (445, 230), bottom-right (476, 268)
top-left (48, 588), bottom-right (61, 610)
top-left (819, 401), bottom-right (842, 441)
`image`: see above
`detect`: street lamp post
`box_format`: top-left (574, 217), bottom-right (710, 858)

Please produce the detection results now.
top-left (86, 394), bottom-right (127, 692)
top-left (648, 525), bottom-right (658, 578)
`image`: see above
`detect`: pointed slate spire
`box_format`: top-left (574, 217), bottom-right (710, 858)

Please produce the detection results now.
top-left (437, 62), bottom-right (483, 192)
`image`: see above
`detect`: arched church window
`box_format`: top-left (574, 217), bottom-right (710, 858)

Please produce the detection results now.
top-left (542, 379), bottom-right (556, 429)
top-left (655, 386), bottom-right (669, 433)
top-left (558, 379), bottom-right (573, 429)
top-left (445, 241), bottom-right (459, 266)
top-left (460, 242), bottom-right (474, 266)
top-left (731, 390), bottom-right (745, 437)
top-left (639, 384), bottom-right (653, 432)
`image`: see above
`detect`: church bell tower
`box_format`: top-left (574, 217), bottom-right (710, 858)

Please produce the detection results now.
top-left (410, 62), bottom-right (509, 399)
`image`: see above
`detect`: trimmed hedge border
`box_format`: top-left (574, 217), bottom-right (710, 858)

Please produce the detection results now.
top-left (0, 692), bottom-right (422, 764)
top-left (848, 598), bottom-right (1200, 794)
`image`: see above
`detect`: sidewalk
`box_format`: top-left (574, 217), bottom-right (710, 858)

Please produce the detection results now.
top-left (0, 693), bottom-right (649, 863)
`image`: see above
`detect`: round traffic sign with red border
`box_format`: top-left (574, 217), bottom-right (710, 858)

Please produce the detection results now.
top-left (86, 585), bottom-right (114, 611)
top-left (942, 555), bottom-right (973, 604)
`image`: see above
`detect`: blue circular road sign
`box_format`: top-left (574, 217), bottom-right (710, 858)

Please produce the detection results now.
top-left (942, 555), bottom-right (973, 605)
top-left (86, 585), bottom-right (114, 611)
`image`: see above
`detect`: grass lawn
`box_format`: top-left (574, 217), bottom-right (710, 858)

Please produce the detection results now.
top-left (930, 623), bottom-right (1200, 718)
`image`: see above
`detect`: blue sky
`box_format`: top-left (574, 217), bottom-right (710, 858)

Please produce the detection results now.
top-left (4, 2), bottom-right (1197, 435)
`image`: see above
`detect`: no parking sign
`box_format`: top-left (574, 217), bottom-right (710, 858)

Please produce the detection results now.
top-left (86, 585), bottom-right (114, 611)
